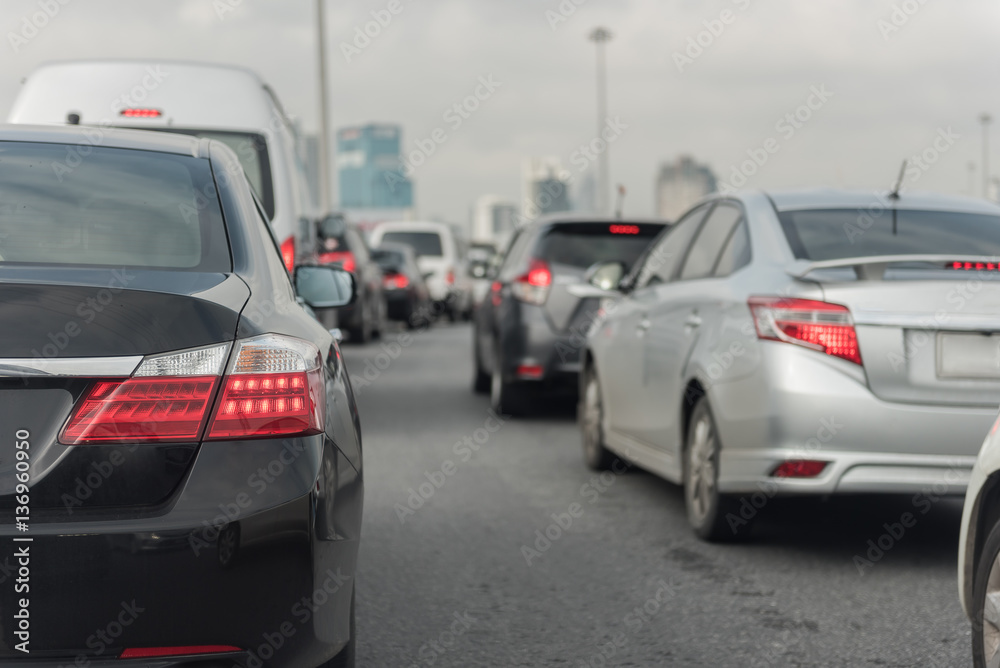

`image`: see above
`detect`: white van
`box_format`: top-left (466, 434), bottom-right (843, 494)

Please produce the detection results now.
top-left (7, 59), bottom-right (315, 271)
top-left (369, 221), bottom-right (472, 320)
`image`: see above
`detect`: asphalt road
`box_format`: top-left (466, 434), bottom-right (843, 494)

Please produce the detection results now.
top-left (345, 323), bottom-right (970, 668)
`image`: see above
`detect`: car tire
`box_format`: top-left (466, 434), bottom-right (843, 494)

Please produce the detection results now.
top-left (972, 517), bottom-right (1000, 667)
top-left (580, 365), bottom-right (615, 471)
top-left (321, 590), bottom-right (355, 668)
top-left (490, 344), bottom-right (527, 416)
top-left (472, 335), bottom-right (491, 394)
top-left (683, 397), bottom-right (742, 542)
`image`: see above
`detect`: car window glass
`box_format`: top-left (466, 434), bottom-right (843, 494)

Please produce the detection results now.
top-left (635, 204), bottom-right (712, 289)
top-left (499, 229), bottom-right (533, 281)
top-left (713, 221), bottom-right (752, 277)
top-left (679, 203), bottom-right (742, 281)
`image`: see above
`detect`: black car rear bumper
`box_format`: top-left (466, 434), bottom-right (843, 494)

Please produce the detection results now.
top-left (0, 436), bottom-right (362, 668)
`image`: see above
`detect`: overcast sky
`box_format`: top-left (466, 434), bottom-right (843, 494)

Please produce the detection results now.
top-left (2, 0), bottom-right (998, 223)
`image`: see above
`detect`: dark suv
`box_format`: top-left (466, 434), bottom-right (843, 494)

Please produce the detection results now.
top-left (473, 215), bottom-right (666, 414)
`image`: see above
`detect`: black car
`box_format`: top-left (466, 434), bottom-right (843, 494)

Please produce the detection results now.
top-left (473, 216), bottom-right (666, 414)
top-left (315, 213), bottom-right (386, 343)
top-left (0, 126), bottom-right (362, 668)
top-left (372, 242), bottom-right (432, 328)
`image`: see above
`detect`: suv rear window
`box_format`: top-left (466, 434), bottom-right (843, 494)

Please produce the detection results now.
top-left (535, 222), bottom-right (663, 270)
top-left (380, 231), bottom-right (443, 257)
top-left (0, 142), bottom-right (230, 271)
top-left (779, 208), bottom-right (1000, 261)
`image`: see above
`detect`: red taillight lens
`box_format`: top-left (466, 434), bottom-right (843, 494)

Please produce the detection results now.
top-left (512, 259), bottom-right (552, 305)
top-left (319, 251), bottom-right (356, 273)
top-left (119, 108), bottom-right (162, 118)
top-left (205, 334), bottom-right (324, 441)
top-left (951, 261), bottom-right (1000, 271)
top-left (384, 273), bottom-right (409, 289)
top-left (490, 280), bottom-right (503, 307)
top-left (609, 224), bottom-right (640, 235)
top-left (516, 364), bottom-right (544, 379)
top-left (119, 646), bottom-right (241, 659)
top-left (281, 236), bottom-right (296, 273)
top-left (61, 377), bottom-right (219, 445)
top-left (772, 460), bottom-right (829, 478)
top-left (446, 269), bottom-right (455, 285)
top-left (749, 297), bottom-right (862, 365)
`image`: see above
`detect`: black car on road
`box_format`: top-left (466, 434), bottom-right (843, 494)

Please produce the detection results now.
top-left (473, 215), bottom-right (666, 414)
top-left (0, 126), bottom-right (362, 668)
top-left (372, 242), bottom-right (432, 329)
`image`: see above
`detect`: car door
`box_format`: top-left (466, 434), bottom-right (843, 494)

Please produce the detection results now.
top-left (478, 228), bottom-right (532, 373)
top-left (640, 202), bottom-right (746, 452)
top-left (601, 204), bottom-right (712, 443)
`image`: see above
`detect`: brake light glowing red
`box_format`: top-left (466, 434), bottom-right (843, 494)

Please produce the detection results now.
top-left (951, 261), bottom-right (999, 271)
top-left (119, 646), bottom-right (241, 659)
top-left (446, 269), bottom-right (455, 285)
top-left (772, 460), bottom-right (829, 478)
top-left (119, 108), bottom-right (162, 118)
top-left (516, 364), bottom-right (544, 379)
top-left (281, 236), bottom-right (295, 273)
top-left (60, 377), bottom-right (219, 445)
top-left (609, 224), bottom-right (640, 235)
top-left (384, 273), bottom-right (410, 289)
top-left (206, 371), bottom-right (323, 439)
top-left (319, 251), bottom-right (356, 273)
top-left (490, 280), bottom-right (503, 307)
top-left (511, 259), bottom-right (552, 305)
top-left (749, 297), bottom-right (862, 365)
top-left (525, 259), bottom-right (552, 287)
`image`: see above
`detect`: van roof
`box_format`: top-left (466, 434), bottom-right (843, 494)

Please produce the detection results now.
top-left (372, 221), bottom-right (455, 235)
top-left (8, 60), bottom-right (289, 134)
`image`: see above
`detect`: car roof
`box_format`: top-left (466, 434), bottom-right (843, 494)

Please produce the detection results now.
top-left (763, 187), bottom-right (1000, 215)
top-left (373, 221), bottom-right (453, 235)
top-left (8, 60), bottom-right (285, 133)
top-left (0, 123), bottom-right (211, 157)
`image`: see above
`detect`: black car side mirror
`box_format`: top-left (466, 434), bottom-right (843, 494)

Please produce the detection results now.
top-left (294, 265), bottom-right (357, 309)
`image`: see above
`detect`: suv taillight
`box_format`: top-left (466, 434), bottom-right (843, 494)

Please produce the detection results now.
top-left (748, 297), bottom-right (862, 365)
top-left (281, 236), bottom-right (296, 273)
top-left (511, 259), bottom-right (552, 306)
top-left (60, 335), bottom-right (325, 445)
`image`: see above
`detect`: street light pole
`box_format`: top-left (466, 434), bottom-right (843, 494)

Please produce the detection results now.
top-left (589, 27), bottom-right (612, 215)
top-left (981, 113), bottom-right (992, 200)
top-left (316, 0), bottom-right (332, 212)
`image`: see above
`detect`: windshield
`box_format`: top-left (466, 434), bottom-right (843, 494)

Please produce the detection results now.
top-left (380, 231), bottom-right (443, 257)
top-left (149, 128), bottom-right (274, 220)
top-left (535, 222), bottom-right (663, 271)
top-left (0, 141), bottom-right (230, 271)
top-left (779, 208), bottom-right (1000, 261)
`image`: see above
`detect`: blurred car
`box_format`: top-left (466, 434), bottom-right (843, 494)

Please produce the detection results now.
top-left (473, 216), bottom-right (667, 414)
top-left (372, 242), bottom-right (432, 328)
top-left (582, 188), bottom-right (1000, 541)
top-left (7, 59), bottom-right (317, 273)
top-left (960, 416), bottom-right (1000, 668)
top-left (315, 213), bottom-right (386, 343)
top-left (0, 126), bottom-right (362, 668)
top-left (468, 241), bottom-right (498, 308)
top-left (369, 221), bottom-right (473, 320)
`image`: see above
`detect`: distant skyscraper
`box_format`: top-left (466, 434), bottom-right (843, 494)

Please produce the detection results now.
top-left (574, 170), bottom-right (597, 213)
top-left (336, 124), bottom-right (413, 210)
top-left (523, 157), bottom-right (570, 219)
top-left (472, 195), bottom-right (519, 245)
top-left (656, 156), bottom-right (717, 221)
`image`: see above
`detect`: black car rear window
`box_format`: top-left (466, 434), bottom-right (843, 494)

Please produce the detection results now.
top-left (374, 249), bottom-right (405, 270)
top-left (779, 208), bottom-right (1000, 261)
top-left (380, 231), bottom-right (443, 257)
top-left (535, 222), bottom-right (663, 270)
top-left (0, 141), bottom-right (230, 271)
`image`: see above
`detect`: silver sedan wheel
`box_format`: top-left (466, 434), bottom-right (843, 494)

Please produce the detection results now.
top-left (983, 555), bottom-right (1000, 668)
top-left (686, 415), bottom-right (717, 526)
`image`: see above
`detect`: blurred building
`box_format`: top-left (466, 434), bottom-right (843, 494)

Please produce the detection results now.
top-left (574, 170), bottom-right (597, 213)
top-left (472, 195), bottom-right (519, 245)
top-left (337, 124), bottom-right (413, 211)
top-left (523, 157), bottom-right (570, 219)
top-left (655, 156), bottom-right (717, 221)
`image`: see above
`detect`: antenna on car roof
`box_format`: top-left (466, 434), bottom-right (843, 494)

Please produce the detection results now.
top-left (889, 160), bottom-right (907, 236)
top-left (614, 184), bottom-right (626, 219)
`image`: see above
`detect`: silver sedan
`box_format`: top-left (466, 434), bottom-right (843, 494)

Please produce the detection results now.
top-left (581, 188), bottom-right (1000, 541)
